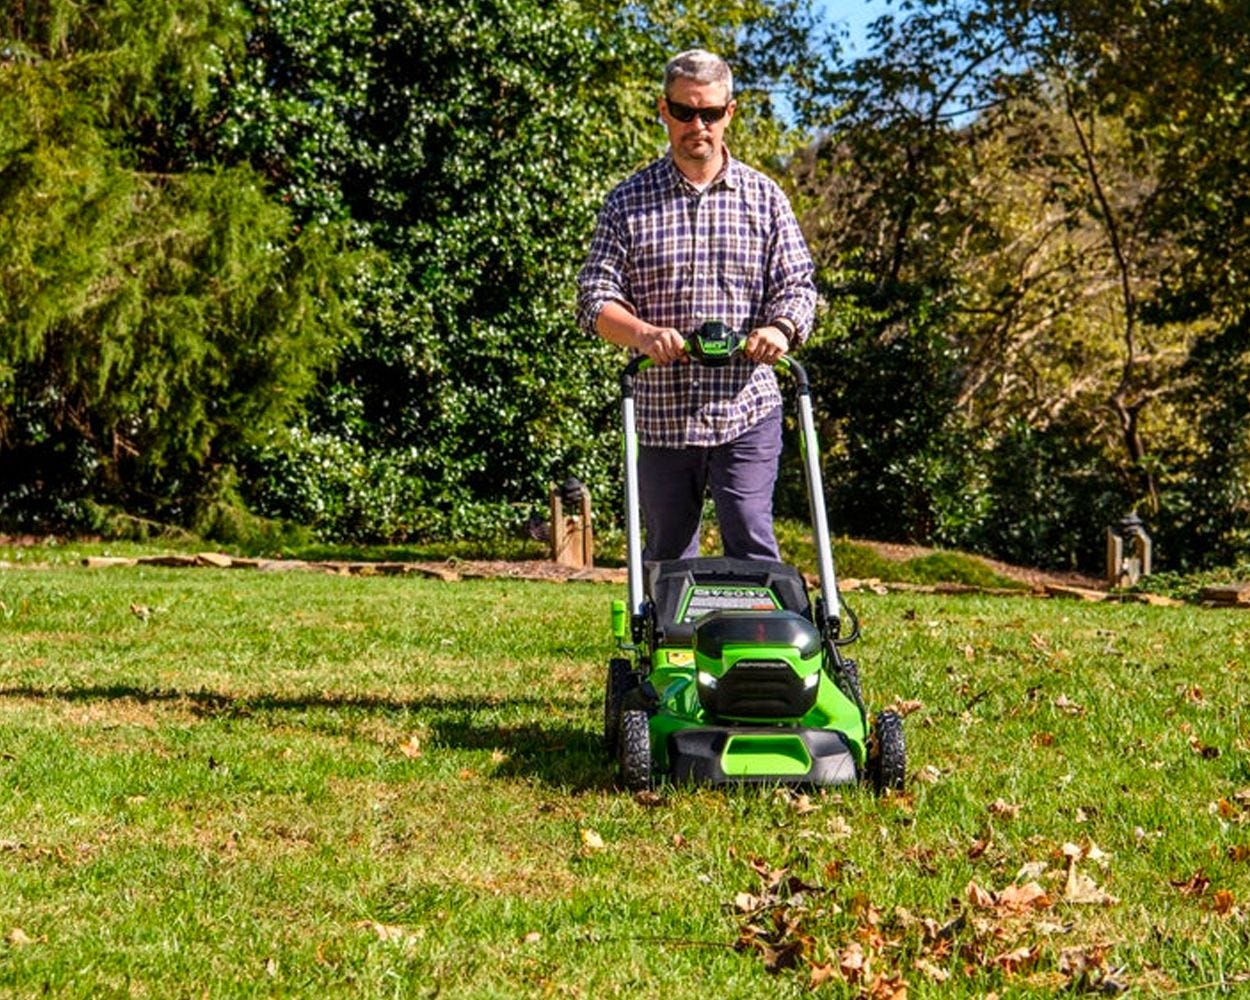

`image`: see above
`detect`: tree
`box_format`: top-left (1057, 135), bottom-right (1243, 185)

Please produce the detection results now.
top-left (0, 1), bottom-right (359, 530)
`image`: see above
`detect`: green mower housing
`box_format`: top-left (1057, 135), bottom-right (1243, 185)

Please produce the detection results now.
top-left (603, 320), bottom-right (906, 793)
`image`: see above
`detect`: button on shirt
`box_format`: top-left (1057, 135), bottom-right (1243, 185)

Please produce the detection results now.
top-left (576, 150), bottom-right (817, 448)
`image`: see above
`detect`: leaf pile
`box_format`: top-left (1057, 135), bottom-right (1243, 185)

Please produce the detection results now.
top-left (730, 847), bottom-right (1131, 996)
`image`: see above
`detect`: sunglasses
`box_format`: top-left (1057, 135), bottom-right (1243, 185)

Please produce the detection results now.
top-left (664, 98), bottom-right (730, 125)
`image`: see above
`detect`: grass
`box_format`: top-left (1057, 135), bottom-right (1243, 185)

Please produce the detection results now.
top-left (1, 561), bottom-right (1248, 997)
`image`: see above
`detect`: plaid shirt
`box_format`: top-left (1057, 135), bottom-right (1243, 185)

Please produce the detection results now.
top-left (577, 150), bottom-right (817, 448)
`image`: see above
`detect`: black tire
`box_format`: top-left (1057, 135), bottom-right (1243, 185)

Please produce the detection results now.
top-left (868, 710), bottom-right (906, 794)
top-left (618, 708), bottom-right (653, 791)
top-left (603, 658), bottom-right (635, 754)
top-left (836, 656), bottom-right (864, 707)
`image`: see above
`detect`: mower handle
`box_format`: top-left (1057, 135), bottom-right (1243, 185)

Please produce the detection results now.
top-left (620, 321), bottom-right (809, 393)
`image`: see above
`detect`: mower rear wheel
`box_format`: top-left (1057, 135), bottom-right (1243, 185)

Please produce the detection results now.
top-left (603, 658), bottom-right (635, 754)
top-left (868, 710), bottom-right (906, 794)
top-left (618, 709), bottom-right (653, 791)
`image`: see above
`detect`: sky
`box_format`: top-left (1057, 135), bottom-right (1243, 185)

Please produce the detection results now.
top-left (816, 0), bottom-right (881, 55)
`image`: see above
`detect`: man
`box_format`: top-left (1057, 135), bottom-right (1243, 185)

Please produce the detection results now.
top-left (576, 49), bottom-right (817, 563)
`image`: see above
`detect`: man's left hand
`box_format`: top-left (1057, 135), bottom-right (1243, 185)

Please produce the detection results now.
top-left (743, 325), bottom-right (788, 365)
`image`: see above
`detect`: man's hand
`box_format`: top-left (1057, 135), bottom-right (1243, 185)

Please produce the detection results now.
top-left (743, 325), bottom-right (788, 365)
top-left (638, 325), bottom-right (688, 365)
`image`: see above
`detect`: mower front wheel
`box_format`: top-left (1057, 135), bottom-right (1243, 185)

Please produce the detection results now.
top-left (868, 710), bottom-right (906, 794)
top-left (618, 708), bottom-right (653, 791)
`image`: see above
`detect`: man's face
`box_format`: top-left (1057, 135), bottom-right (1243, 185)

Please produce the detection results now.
top-left (659, 77), bottom-right (735, 170)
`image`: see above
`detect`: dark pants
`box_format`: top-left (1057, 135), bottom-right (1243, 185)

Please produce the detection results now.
top-left (639, 406), bottom-right (782, 562)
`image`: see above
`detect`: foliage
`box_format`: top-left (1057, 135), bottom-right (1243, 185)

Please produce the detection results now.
top-left (195, 0), bottom-right (820, 542)
top-left (0, 1), bottom-right (360, 530)
top-left (792, 0), bottom-right (1247, 570)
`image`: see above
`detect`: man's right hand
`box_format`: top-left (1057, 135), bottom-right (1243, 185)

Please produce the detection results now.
top-left (637, 325), bottom-right (687, 365)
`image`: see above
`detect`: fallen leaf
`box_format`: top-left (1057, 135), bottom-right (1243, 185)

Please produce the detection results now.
top-left (1228, 845), bottom-right (1250, 863)
top-left (7, 928), bottom-right (33, 947)
top-left (1053, 694), bottom-right (1084, 716)
top-left (1064, 864), bottom-right (1119, 905)
top-left (634, 790), bottom-right (664, 807)
top-left (1171, 870), bottom-right (1210, 896)
top-left (789, 792), bottom-right (817, 815)
top-left (490, 749), bottom-right (509, 765)
top-left (580, 828), bottom-right (605, 851)
top-left (1032, 731), bottom-right (1056, 747)
top-left (809, 961), bottom-right (837, 988)
top-left (997, 882), bottom-right (1051, 912)
top-left (398, 735), bottom-right (422, 759)
top-left (523, 931), bottom-right (542, 944)
top-left (914, 765), bottom-right (942, 784)
top-left (988, 798), bottom-right (1021, 819)
top-left (1189, 735), bottom-right (1220, 759)
top-left (914, 957), bottom-right (950, 982)
top-left (966, 881), bottom-right (996, 909)
top-left (1212, 890), bottom-right (1236, 915)
top-left (1016, 861), bottom-right (1048, 880)
top-left (828, 816), bottom-right (853, 839)
top-left (839, 940), bottom-right (867, 981)
top-left (735, 892), bottom-right (764, 913)
top-left (991, 944), bottom-right (1040, 974)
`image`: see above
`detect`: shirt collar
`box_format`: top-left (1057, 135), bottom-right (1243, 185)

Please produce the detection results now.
top-left (664, 146), bottom-right (740, 193)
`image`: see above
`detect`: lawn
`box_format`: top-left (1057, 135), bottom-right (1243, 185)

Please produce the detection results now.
top-left (1, 561), bottom-right (1247, 997)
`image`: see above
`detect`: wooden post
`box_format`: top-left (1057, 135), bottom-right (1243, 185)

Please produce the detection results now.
top-left (549, 482), bottom-right (593, 568)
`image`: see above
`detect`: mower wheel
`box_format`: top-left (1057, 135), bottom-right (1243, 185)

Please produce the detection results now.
top-left (836, 656), bottom-right (864, 708)
top-left (868, 710), bottom-right (906, 794)
top-left (618, 708), bottom-right (653, 791)
top-left (603, 658), bottom-right (635, 754)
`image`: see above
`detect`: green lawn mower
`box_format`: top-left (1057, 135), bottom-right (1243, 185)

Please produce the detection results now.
top-left (605, 321), bottom-right (906, 793)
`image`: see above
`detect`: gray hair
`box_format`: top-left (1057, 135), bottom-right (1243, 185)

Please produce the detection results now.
top-left (663, 49), bottom-right (733, 100)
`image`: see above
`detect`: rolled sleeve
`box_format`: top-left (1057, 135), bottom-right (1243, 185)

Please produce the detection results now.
top-left (576, 202), bottom-right (632, 334)
top-left (764, 191), bottom-right (817, 345)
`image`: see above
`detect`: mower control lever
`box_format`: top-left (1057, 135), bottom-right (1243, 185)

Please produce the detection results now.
top-left (683, 320), bottom-right (742, 367)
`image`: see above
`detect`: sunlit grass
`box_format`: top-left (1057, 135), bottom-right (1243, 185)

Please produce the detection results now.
top-left (1, 564), bottom-right (1247, 996)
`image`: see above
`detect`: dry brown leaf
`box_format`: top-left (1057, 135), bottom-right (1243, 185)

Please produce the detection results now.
top-left (7, 927), bottom-right (33, 947)
top-left (1171, 870), bottom-right (1210, 896)
top-left (1032, 731), bottom-right (1056, 747)
top-left (966, 881), bottom-right (996, 908)
top-left (809, 961), bottom-right (837, 988)
top-left (580, 828), bottom-right (605, 851)
top-left (1228, 844), bottom-right (1250, 863)
top-left (998, 881), bottom-right (1052, 911)
top-left (1189, 735), bottom-right (1220, 759)
top-left (991, 944), bottom-right (1041, 974)
top-left (839, 940), bottom-right (868, 981)
top-left (988, 798), bottom-right (1021, 819)
top-left (968, 835), bottom-right (992, 860)
top-left (828, 815), bottom-right (853, 839)
top-left (1212, 890), bottom-right (1236, 915)
top-left (914, 957), bottom-right (951, 982)
top-left (1064, 864), bottom-right (1119, 906)
top-left (397, 735), bottom-right (422, 759)
top-left (735, 892), bottom-right (764, 913)
top-left (1053, 694), bottom-right (1084, 716)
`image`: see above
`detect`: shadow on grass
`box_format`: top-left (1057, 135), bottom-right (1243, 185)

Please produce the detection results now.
top-left (428, 714), bottom-right (612, 792)
top-left (0, 683), bottom-right (613, 791)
